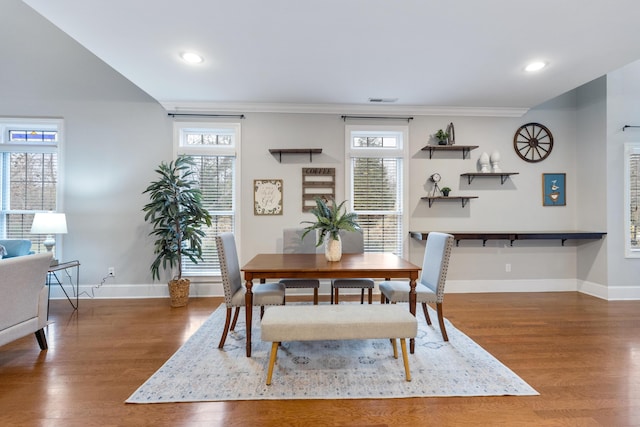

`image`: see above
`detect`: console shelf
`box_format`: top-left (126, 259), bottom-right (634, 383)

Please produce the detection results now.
top-left (409, 231), bottom-right (607, 246)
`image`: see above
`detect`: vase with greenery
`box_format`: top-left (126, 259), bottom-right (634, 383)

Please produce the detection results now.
top-left (301, 197), bottom-right (361, 261)
top-left (142, 155), bottom-right (212, 307)
top-left (441, 187), bottom-right (452, 197)
top-left (435, 129), bottom-right (449, 145)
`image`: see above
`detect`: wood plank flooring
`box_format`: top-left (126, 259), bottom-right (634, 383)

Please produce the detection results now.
top-left (1, 292), bottom-right (639, 426)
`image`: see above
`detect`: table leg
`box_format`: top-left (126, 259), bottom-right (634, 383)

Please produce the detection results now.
top-left (245, 278), bottom-right (254, 357)
top-left (409, 278), bottom-right (416, 354)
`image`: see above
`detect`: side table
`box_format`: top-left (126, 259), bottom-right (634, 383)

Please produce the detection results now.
top-left (47, 260), bottom-right (80, 316)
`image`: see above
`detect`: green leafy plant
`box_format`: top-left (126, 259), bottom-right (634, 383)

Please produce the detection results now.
top-left (142, 155), bottom-right (212, 281)
top-left (441, 187), bottom-right (452, 196)
top-left (301, 197), bottom-right (361, 246)
top-left (435, 129), bottom-right (449, 143)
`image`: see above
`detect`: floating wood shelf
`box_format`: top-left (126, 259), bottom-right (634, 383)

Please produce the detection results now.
top-left (421, 196), bottom-right (478, 208)
top-left (409, 231), bottom-right (607, 246)
top-left (460, 172), bottom-right (520, 185)
top-left (269, 148), bottom-right (322, 162)
top-left (421, 145), bottom-right (479, 159)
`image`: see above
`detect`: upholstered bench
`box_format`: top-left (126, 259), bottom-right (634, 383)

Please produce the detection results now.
top-left (261, 304), bottom-right (417, 385)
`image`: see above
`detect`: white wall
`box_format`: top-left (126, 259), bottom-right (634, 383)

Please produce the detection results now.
top-left (606, 60), bottom-right (640, 298)
top-left (5, 0), bottom-right (635, 300)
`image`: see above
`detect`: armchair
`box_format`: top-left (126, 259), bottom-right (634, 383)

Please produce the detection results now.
top-left (0, 252), bottom-right (53, 350)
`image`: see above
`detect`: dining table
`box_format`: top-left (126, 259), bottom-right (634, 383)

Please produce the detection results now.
top-left (241, 252), bottom-right (421, 357)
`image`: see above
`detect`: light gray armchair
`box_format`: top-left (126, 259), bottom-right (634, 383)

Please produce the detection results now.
top-left (215, 233), bottom-right (285, 349)
top-left (0, 252), bottom-right (53, 350)
top-left (379, 232), bottom-right (454, 341)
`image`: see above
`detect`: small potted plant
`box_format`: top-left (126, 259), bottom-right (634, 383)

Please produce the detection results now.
top-left (441, 187), bottom-right (452, 197)
top-left (142, 155), bottom-right (212, 307)
top-left (435, 129), bottom-right (449, 145)
top-left (301, 197), bottom-right (360, 261)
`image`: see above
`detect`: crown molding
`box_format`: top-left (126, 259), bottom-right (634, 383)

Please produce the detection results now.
top-left (160, 101), bottom-right (529, 118)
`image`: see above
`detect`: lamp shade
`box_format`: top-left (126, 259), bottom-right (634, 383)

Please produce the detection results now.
top-left (30, 212), bottom-right (68, 234)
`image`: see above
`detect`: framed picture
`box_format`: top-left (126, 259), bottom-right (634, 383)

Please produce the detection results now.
top-left (542, 173), bottom-right (566, 206)
top-left (254, 179), bottom-right (283, 215)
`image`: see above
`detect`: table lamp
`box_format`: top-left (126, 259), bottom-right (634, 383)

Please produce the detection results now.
top-left (30, 212), bottom-right (67, 265)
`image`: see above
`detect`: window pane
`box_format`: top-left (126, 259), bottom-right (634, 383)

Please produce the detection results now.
top-left (629, 151), bottom-right (640, 251)
top-left (182, 155), bottom-right (235, 275)
top-left (351, 156), bottom-right (402, 256)
top-left (8, 153), bottom-right (57, 211)
top-left (184, 131), bottom-right (233, 146)
top-left (8, 130), bottom-right (57, 143)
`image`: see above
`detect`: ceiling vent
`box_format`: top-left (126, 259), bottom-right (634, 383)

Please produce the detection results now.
top-left (368, 97), bottom-right (398, 103)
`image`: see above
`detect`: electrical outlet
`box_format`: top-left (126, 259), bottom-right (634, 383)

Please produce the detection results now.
top-left (505, 263), bottom-right (511, 273)
top-left (108, 267), bottom-right (115, 277)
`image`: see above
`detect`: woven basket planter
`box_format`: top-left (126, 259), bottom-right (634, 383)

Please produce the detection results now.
top-left (168, 278), bottom-right (190, 307)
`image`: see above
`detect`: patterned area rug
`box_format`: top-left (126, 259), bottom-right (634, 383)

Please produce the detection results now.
top-left (126, 304), bottom-right (537, 403)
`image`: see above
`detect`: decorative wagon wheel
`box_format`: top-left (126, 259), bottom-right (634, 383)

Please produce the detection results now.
top-left (513, 122), bottom-right (553, 163)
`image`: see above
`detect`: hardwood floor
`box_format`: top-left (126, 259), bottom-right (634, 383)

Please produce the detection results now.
top-left (1, 292), bottom-right (639, 426)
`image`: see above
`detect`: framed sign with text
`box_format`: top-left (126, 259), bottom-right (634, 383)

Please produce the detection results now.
top-left (254, 179), bottom-right (283, 215)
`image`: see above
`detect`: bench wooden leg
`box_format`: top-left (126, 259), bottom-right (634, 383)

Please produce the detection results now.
top-left (390, 338), bottom-right (398, 358)
top-left (313, 288), bottom-right (318, 305)
top-left (266, 342), bottom-right (280, 385)
top-left (400, 338), bottom-right (411, 382)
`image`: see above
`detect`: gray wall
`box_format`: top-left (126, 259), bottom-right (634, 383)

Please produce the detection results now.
top-left (4, 0), bottom-right (638, 300)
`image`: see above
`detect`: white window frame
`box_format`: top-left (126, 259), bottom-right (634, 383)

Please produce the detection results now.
top-left (624, 142), bottom-right (640, 258)
top-left (345, 124), bottom-right (409, 257)
top-left (0, 117), bottom-right (64, 255)
top-left (173, 121), bottom-right (241, 276)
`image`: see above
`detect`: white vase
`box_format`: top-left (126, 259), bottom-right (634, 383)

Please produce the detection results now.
top-left (325, 235), bottom-right (342, 262)
top-left (490, 150), bottom-right (501, 172)
top-left (479, 152), bottom-right (490, 173)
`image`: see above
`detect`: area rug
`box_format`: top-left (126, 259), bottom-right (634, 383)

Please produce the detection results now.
top-left (126, 304), bottom-right (538, 403)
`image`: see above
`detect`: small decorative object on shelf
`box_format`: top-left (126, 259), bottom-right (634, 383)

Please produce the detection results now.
top-left (434, 129), bottom-right (449, 145)
top-left (490, 150), bottom-right (501, 172)
top-left (429, 173), bottom-right (442, 196)
top-left (479, 152), bottom-right (490, 172)
top-left (446, 122), bottom-right (455, 145)
top-left (441, 187), bottom-right (452, 197)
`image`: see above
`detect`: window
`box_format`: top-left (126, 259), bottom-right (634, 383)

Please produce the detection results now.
top-left (174, 122), bottom-right (240, 275)
top-left (345, 125), bottom-right (408, 256)
top-left (625, 143), bottom-right (640, 257)
top-left (0, 118), bottom-right (63, 253)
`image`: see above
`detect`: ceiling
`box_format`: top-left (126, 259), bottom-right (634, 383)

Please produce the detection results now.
top-left (21, 0), bottom-right (640, 115)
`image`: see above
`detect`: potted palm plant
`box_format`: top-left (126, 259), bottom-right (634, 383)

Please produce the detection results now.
top-left (142, 155), bottom-right (212, 307)
top-left (301, 197), bottom-right (361, 261)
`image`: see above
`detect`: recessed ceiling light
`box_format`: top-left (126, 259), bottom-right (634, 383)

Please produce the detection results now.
top-left (525, 61), bottom-right (546, 72)
top-left (180, 52), bottom-right (204, 64)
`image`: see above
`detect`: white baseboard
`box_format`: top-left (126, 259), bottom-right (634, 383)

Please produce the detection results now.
top-left (47, 279), bottom-right (640, 301)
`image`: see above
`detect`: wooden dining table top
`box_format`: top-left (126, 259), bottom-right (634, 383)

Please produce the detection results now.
top-left (242, 252), bottom-right (421, 280)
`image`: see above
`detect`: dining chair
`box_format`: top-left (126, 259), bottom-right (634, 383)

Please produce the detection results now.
top-left (379, 231), bottom-right (454, 341)
top-left (331, 231), bottom-right (375, 304)
top-left (279, 228), bottom-right (320, 304)
top-left (215, 232), bottom-right (285, 349)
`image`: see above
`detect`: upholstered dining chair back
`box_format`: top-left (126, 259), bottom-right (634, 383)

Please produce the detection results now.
top-left (339, 230), bottom-right (364, 254)
top-left (281, 228), bottom-right (320, 304)
top-left (332, 231), bottom-right (373, 304)
top-left (215, 232), bottom-right (244, 307)
top-left (283, 228), bottom-right (317, 254)
top-left (419, 232), bottom-right (454, 303)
